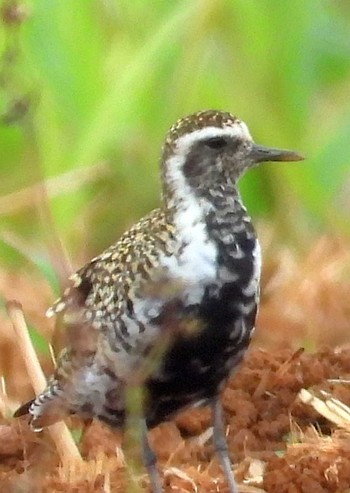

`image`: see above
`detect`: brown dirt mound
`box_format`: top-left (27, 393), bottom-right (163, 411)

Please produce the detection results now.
top-left (1, 346), bottom-right (350, 492)
top-left (1, 236), bottom-right (350, 491)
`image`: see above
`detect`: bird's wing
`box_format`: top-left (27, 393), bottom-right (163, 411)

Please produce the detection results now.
top-left (14, 209), bottom-right (182, 427)
top-left (47, 208), bottom-right (180, 354)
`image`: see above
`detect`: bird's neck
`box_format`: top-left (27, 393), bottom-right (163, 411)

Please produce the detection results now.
top-left (162, 170), bottom-right (255, 247)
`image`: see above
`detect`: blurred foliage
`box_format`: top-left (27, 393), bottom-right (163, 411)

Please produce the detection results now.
top-left (28, 323), bottom-right (50, 355)
top-left (0, 0), bottom-right (350, 278)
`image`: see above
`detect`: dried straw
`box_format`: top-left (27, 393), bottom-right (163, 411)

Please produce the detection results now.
top-left (6, 300), bottom-right (82, 466)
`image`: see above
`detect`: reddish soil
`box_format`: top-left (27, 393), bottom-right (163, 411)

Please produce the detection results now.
top-left (1, 346), bottom-right (350, 492)
top-left (1, 236), bottom-right (350, 492)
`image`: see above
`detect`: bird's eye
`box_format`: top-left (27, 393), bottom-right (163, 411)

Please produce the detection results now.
top-left (204, 137), bottom-right (227, 149)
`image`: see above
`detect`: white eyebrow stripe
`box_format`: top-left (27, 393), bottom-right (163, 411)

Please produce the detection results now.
top-left (176, 123), bottom-right (252, 154)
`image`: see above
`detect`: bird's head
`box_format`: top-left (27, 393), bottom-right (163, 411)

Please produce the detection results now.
top-left (162, 110), bottom-right (303, 200)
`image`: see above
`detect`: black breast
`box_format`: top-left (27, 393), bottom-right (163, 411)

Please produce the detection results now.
top-left (145, 256), bottom-right (258, 428)
top-left (145, 198), bottom-right (259, 427)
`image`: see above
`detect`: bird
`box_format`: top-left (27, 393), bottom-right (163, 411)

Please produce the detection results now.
top-left (15, 110), bottom-right (303, 493)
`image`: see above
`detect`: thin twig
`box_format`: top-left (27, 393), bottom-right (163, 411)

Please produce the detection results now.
top-left (299, 387), bottom-right (350, 430)
top-left (7, 300), bottom-right (82, 465)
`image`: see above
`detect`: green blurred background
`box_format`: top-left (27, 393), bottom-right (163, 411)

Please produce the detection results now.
top-left (1, 0), bottom-right (350, 287)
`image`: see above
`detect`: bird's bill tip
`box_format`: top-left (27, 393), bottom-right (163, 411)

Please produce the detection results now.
top-left (251, 144), bottom-right (304, 163)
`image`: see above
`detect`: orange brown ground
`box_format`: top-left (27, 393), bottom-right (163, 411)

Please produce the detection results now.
top-left (1, 236), bottom-right (350, 492)
top-left (1, 347), bottom-right (350, 492)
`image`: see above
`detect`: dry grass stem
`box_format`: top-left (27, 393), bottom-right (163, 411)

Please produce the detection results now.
top-left (0, 376), bottom-right (8, 416)
top-left (7, 301), bottom-right (47, 393)
top-left (0, 390), bottom-right (7, 417)
top-left (298, 388), bottom-right (350, 430)
top-left (58, 452), bottom-right (116, 484)
top-left (6, 300), bottom-right (82, 465)
top-left (0, 161), bottom-right (110, 216)
top-left (163, 466), bottom-right (198, 492)
top-left (242, 459), bottom-right (266, 486)
top-left (0, 229), bottom-right (72, 288)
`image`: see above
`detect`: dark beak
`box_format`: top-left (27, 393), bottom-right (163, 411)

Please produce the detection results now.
top-left (250, 143), bottom-right (304, 163)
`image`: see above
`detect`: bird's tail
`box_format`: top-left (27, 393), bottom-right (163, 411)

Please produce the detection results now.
top-left (14, 399), bottom-right (34, 418)
top-left (14, 380), bottom-right (66, 430)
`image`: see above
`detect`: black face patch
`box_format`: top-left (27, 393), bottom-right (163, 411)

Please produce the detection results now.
top-left (182, 136), bottom-right (241, 185)
top-left (182, 145), bottom-right (209, 179)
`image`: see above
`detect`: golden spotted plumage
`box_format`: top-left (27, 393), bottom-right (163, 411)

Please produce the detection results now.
top-left (15, 110), bottom-right (303, 493)
top-left (49, 208), bottom-right (177, 321)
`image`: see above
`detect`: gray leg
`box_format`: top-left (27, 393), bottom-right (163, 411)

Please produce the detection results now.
top-left (142, 426), bottom-right (163, 493)
top-left (211, 397), bottom-right (239, 493)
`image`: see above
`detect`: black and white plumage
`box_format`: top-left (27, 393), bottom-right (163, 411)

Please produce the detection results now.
top-left (15, 110), bottom-right (303, 493)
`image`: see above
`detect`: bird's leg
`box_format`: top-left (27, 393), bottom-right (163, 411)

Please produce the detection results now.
top-left (142, 425), bottom-right (163, 493)
top-left (211, 397), bottom-right (239, 493)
